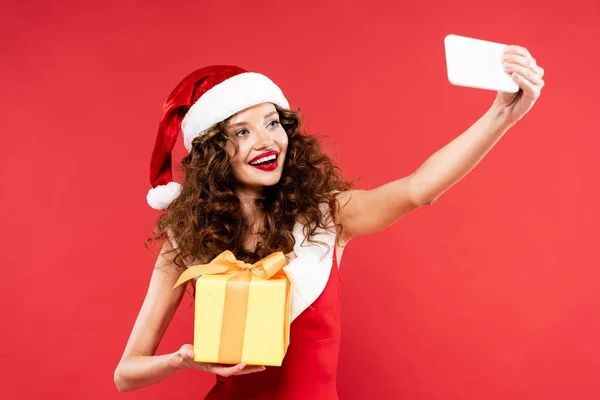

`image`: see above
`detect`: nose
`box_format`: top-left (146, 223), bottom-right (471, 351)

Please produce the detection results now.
top-left (255, 127), bottom-right (275, 149)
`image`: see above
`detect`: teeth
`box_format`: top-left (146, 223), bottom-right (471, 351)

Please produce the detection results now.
top-left (250, 154), bottom-right (277, 165)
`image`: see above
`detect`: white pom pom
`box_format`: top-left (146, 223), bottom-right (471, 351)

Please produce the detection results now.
top-left (147, 182), bottom-right (182, 210)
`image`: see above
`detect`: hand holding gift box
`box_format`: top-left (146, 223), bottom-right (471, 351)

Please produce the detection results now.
top-left (173, 250), bottom-right (292, 367)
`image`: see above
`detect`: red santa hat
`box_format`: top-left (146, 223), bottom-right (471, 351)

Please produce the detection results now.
top-left (147, 65), bottom-right (290, 210)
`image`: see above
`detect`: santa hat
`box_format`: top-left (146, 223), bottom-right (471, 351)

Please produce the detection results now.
top-left (147, 65), bottom-right (290, 210)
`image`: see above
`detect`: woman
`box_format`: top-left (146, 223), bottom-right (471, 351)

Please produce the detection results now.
top-left (114, 48), bottom-right (545, 398)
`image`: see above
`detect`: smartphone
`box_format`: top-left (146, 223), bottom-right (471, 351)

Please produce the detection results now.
top-left (444, 34), bottom-right (519, 93)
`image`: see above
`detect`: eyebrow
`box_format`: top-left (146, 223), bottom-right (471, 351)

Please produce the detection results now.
top-left (230, 111), bottom-right (279, 127)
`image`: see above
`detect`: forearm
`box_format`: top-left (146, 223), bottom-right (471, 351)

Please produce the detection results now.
top-left (114, 353), bottom-right (180, 392)
top-left (411, 102), bottom-right (515, 204)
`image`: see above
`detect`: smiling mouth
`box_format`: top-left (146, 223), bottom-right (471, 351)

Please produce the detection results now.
top-left (249, 159), bottom-right (276, 167)
top-left (249, 153), bottom-right (278, 167)
top-left (248, 155), bottom-right (278, 171)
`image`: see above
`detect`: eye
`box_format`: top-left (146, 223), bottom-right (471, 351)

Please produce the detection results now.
top-left (268, 119), bottom-right (280, 128)
top-left (235, 128), bottom-right (249, 137)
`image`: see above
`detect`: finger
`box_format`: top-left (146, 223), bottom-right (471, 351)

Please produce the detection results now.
top-left (173, 345), bottom-right (195, 368)
top-left (503, 45), bottom-right (531, 58)
top-left (502, 46), bottom-right (544, 77)
top-left (511, 72), bottom-right (541, 99)
top-left (179, 344), bottom-right (194, 356)
top-left (501, 53), bottom-right (541, 74)
top-left (181, 348), bottom-right (195, 360)
top-left (504, 63), bottom-right (544, 86)
top-left (210, 363), bottom-right (247, 377)
top-left (234, 365), bottom-right (267, 375)
top-left (538, 65), bottom-right (545, 78)
top-left (502, 53), bottom-right (528, 66)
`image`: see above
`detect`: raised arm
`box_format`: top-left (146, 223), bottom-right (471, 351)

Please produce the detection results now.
top-left (335, 45), bottom-right (545, 243)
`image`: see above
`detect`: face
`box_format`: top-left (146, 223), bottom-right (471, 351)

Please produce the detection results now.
top-left (224, 102), bottom-right (288, 196)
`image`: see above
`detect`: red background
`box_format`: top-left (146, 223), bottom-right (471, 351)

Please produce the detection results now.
top-left (2, 0), bottom-right (599, 399)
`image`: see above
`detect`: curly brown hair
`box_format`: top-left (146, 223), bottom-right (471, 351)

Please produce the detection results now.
top-left (148, 105), bottom-right (355, 270)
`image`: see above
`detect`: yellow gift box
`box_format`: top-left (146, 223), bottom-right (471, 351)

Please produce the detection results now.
top-left (173, 250), bottom-right (292, 366)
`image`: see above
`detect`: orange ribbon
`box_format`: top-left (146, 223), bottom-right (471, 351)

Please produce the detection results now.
top-left (173, 250), bottom-right (291, 364)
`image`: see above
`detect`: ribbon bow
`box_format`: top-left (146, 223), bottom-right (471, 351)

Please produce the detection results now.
top-left (173, 250), bottom-right (288, 289)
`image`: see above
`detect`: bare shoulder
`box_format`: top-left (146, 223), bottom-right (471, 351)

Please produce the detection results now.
top-left (332, 190), bottom-right (354, 244)
top-left (153, 240), bottom-right (183, 277)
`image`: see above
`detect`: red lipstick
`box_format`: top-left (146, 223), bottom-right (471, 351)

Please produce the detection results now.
top-left (248, 150), bottom-right (279, 172)
top-left (251, 159), bottom-right (278, 171)
top-left (248, 150), bottom-right (279, 164)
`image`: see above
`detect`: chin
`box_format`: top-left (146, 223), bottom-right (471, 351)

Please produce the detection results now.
top-left (259, 177), bottom-right (282, 187)
top-left (242, 175), bottom-right (282, 189)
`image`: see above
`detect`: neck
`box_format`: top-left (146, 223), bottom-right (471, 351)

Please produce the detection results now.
top-left (236, 187), bottom-right (264, 216)
top-left (236, 194), bottom-right (262, 230)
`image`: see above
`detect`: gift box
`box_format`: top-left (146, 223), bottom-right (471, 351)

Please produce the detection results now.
top-left (173, 251), bottom-right (292, 366)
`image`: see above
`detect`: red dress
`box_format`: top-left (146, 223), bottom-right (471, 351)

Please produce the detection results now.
top-left (203, 245), bottom-right (342, 399)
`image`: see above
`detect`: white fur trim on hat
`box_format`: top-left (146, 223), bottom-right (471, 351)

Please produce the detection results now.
top-left (181, 72), bottom-right (289, 151)
top-left (146, 181), bottom-right (182, 210)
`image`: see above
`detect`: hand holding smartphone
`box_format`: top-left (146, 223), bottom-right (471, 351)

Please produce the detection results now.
top-left (444, 34), bottom-right (520, 93)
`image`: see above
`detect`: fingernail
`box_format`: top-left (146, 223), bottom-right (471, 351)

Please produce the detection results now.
top-left (187, 352), bottom-right (194, 358)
